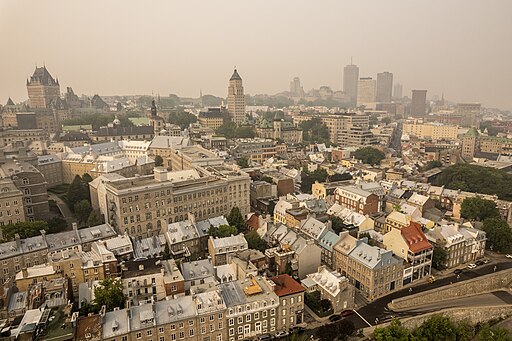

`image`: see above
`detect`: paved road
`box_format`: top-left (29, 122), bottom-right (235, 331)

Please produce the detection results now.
top-left (346, 261), bottom-right (512, 329)
top-left (48, 192), bottom-right (74, 227)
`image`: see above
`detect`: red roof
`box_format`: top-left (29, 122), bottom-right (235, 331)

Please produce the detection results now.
top-left (246, 214), bottom-right (260, 232)
top-left (401, 222), bottom-right (432, 253)
top-left (269, 274), bottom-right (304, 297)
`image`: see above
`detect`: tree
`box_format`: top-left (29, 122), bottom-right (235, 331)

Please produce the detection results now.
top-left (87, 210), bottom-right (103, 226)
top-left (331, 216), bottom-right (344, 234)
top-left (412, 315), bottom-right (470, 341)
top-left (300, 168), bottom-right (328, 193)
top-left (353, 147), bottom-right (385, 165)
top-left (227, 207), bottom-right (246, 233)
top-left (461, 197), bottom-right (500, 221)
top-left (260, 176), bottom-right (274, 184)
top-left (74, 200), bottom-right (92, 224)
top-left (477, 325), bottom-right (511, 341)
top-left (92, 278), bottom-right (126, 312)
top-left (236, 157), bottom-right (249, 168)
top-left (209, 224), bottom-right (238, 238)
top-left (320, 299), bottom-right (332, 312)
top-left (284, 262), bottom-right (294, 276)
top-left (433, 164), bottom-right (512, 201)
top-left (1, 221), bottom-right (48, 241)
top-left (67, 175), bottom-right (84, 210)
top-left (47, 217), bottom-right (67, 234)
top-left (372, 319), bottom-right (410, 341)
top-left (168, 110), bottom-right (197, 129)
top-left (154, 155), bottom-right (164, 167)
top-left (483, 218), bottom-right (512, 253)
top-left (422, 160), bottom-right (442, 172)
top-left (432, 246), bottom-right (447, 270)
top-left (245, 230), bottom-right (268, 252)
top-left (300, 117), bottom-right (330, 144)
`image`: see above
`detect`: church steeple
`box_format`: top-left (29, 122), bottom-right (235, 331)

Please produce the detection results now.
top-left (151, 100), bottom-right (157, 116)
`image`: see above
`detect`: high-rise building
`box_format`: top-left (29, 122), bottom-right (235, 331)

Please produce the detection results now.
top-left (289, 77), bottom-right (303, 96)
top-left (411, 90), bottom-right (427, 117)
top-left (26, 66), bottom-right (60, 108)
top-left (393, 83), bottom-right (403, 99)
top-left (227, 68), bottom-right (246, 125)
top-left (343, 63), bottom-right (359, 103)
top-left (376, 72), bottom-right (393, 103)
top-left (357, 77), bottom-right (376, 108)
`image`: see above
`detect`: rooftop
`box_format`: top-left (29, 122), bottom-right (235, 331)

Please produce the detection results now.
top-left (270, 274), bottom-right (304, 297)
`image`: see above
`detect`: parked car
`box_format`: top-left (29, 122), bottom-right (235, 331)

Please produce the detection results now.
top-left (475, 260), bottom-right (484, 266)
top-left (467, 263), bottom-right (477, 269)
top-left (428, 275), bottom-right (437, 283)
top-left (506, 254), bottom-right (512, 259)
top-left (453, 269), bottom-right (463, 275)
top-left (329, 314), bottom-right (341, 322)
top-left (340, 310), bottom-right (354, 317)
top-left (482, 258), bottom-right (490, 264)
top-left (258, 334), bottom-right (273, 341)
top-left (275, 331), bottom-right (290, 338)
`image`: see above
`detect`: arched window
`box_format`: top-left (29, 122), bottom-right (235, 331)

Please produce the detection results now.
top-left (24, 188), bottom-right (31, 195)
top-left (22, 178), bottom-right (29, 185)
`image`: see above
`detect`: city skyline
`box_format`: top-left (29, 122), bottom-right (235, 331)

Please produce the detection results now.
top-left (1, 1), bottom-right (512, 110)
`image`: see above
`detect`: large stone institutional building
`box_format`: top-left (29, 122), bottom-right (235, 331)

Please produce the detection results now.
top-left (227, 69), bottom-right (246, 125)
top-left (26, 66), bottom-right (60, 109)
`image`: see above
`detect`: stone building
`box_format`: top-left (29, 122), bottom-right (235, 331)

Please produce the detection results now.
top-left (100, 165), bottom-right (250, 239)
top-left (269, 274), bottom-right (305, 332)
top-left (26, 66), bottom-right (60, 109)
top-left (0, 179), bottom-right (26, 232)
top-left (227, 69), bottom-right (246, 125)
top-left (208, 233), bottom-right (248, 266)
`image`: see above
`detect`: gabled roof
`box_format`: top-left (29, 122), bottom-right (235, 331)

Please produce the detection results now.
top-left (230, 68), bottom-right (242, 81)
top-left (6, 97), bottom-right (14, 106)
top-left (29, 66), bottom-right (58, 86)
top-left (401, 222), bottom-right (432, 253)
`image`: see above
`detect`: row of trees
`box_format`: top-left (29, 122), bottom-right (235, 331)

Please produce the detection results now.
top-left (353, 146), bottom-right (385, 165)
top-left (433, 164), bottom-right (512, 201)
top-left (62, 113), bottom-right (133, 130)
top-left (460, 197), bottom-right (512, 253)
top-left (0, 218), bottom-right (67, 241)
top-left (372, 315), bottom-right (510, 341)
top-left (216, 122), bottom-right (255, 139)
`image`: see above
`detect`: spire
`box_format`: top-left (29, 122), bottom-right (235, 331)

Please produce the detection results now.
top-left (6, 97), bottom-right (14, 106)
top-left (230, 68), bottom-right (242, 81)
top-left (151, 100), bottom-right (157, 116)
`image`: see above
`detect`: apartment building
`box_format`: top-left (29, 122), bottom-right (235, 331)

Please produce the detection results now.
top-left (402, 122), bottom-right (458, 140)
top-left (334, 185), bottom-right (380, 215)
top-left (382, 222), bottom-right (433, 284)
top-left (100, 165), bottom-right (250, 239)
top-left (426, 224), bottom-right (486, 268)
top-left (231, 138), bottom-right (276, 164)
top-left (333, 232), bottom-right (404, 301)
top-left (0, 179), bottom-right (26, 232)
top-left (269, 274), bottom-right (305, 332)
top-left (222, 276), bottom-right (280, 340)
top-left (208, 234), bottom-right (249, 266)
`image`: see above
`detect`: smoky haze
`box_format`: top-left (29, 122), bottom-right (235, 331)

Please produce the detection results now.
top-left (1, 0), bottom-right (511, 109)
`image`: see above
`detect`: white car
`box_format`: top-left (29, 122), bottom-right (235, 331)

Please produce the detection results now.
top-left (506, 254), bottom-right (512, 259)
top-left (467, 263), bottom-right (477, 269)
top-left (275, 331), bottom-right (290, 338)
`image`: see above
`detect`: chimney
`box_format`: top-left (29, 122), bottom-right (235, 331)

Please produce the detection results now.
top-left (15, 234), bottom-right (21, 249)
top-left (72, 222), bottom-right (78, 232)
top-left (154, 167), bottom-right (167, 182)
top-left (22, 267), bottom-right (28, 278)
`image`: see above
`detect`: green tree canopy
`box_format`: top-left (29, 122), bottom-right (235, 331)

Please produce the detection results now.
top-left (236, 157), bottom-right (249, 168)
top-left (227, 206), bottom-right (246, 233)
top-left (168, 110), bottom-right (197, 129)
top-left (483, 218), bottom-right (512, 253)
top-left (300, 168), bottom-right (328, 193)
top-left (87, 210), bottom-right (103, 226)
top-left (461, 197), bottom-right (500, 221)
top-left (477, 324), bottom-right (511, 341)
top-left (154, 155), bottom-right (164, 167)
top-left (433, 164), bottom-right (512, 201)
top-left (215, 122), bottom-right (255, 138)
top-left (373, 319), bottom-right (410, 341)
top-left (245, 230), bottom-right (268, 252)
top-left (93, 278), bottom-right (126, 312)
top-left (300, 117), bottom-right (330, 144)
top-left (412, 315), bottom-right (471, 341)
top-left (422, 160), bottom-right (443, 172)
top-left (432, 246), bottom-right (448, 270)
top-left (353, 147), bottom-right (385, 165)
top-left (209, 224), bottom-right (238, 238)
top-left (1, 221), bottom-right (48, 241)
top-left (74, 200), bottom-right (92, 224)
top-left (47, 217), bottom-right (68, 234)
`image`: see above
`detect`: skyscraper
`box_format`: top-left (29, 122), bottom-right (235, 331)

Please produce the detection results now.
top-left (343, 63), bottom-right (359, 104)
top-left (357, 77), bottom-right (376, 108)
top-left (376, 72), bottom-right (393, 103)
top-left (289, 77), bottom-right (303, 96)
top-left (227, 68), bottom-right (245, 125)
top-left (411, 90), bottom-right (427, 117)
top-left (26, 66), bottom-right (60, 108)
top-left (393, 83), bottom-right (403, 99)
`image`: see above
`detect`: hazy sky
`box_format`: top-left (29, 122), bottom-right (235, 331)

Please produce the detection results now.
top-left (1, 1), bottom-right (511, 109)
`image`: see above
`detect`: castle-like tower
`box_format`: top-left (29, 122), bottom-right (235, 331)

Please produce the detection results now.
top-left (26, 66), bottom-right (60, 108)
top-left (227, 68), bottom-right (245, 125)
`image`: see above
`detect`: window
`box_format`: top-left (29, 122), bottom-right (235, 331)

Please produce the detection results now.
top-left (22, 178), bottom-right (29, 185)
top-left (147, 330), bottom-right (153, 336)
top-left (179, 331), bottom-right (184, 339)
top-left (159, 327), bottom-right (164, 334)
top-left (136, 332), bottom-right (142, 339)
